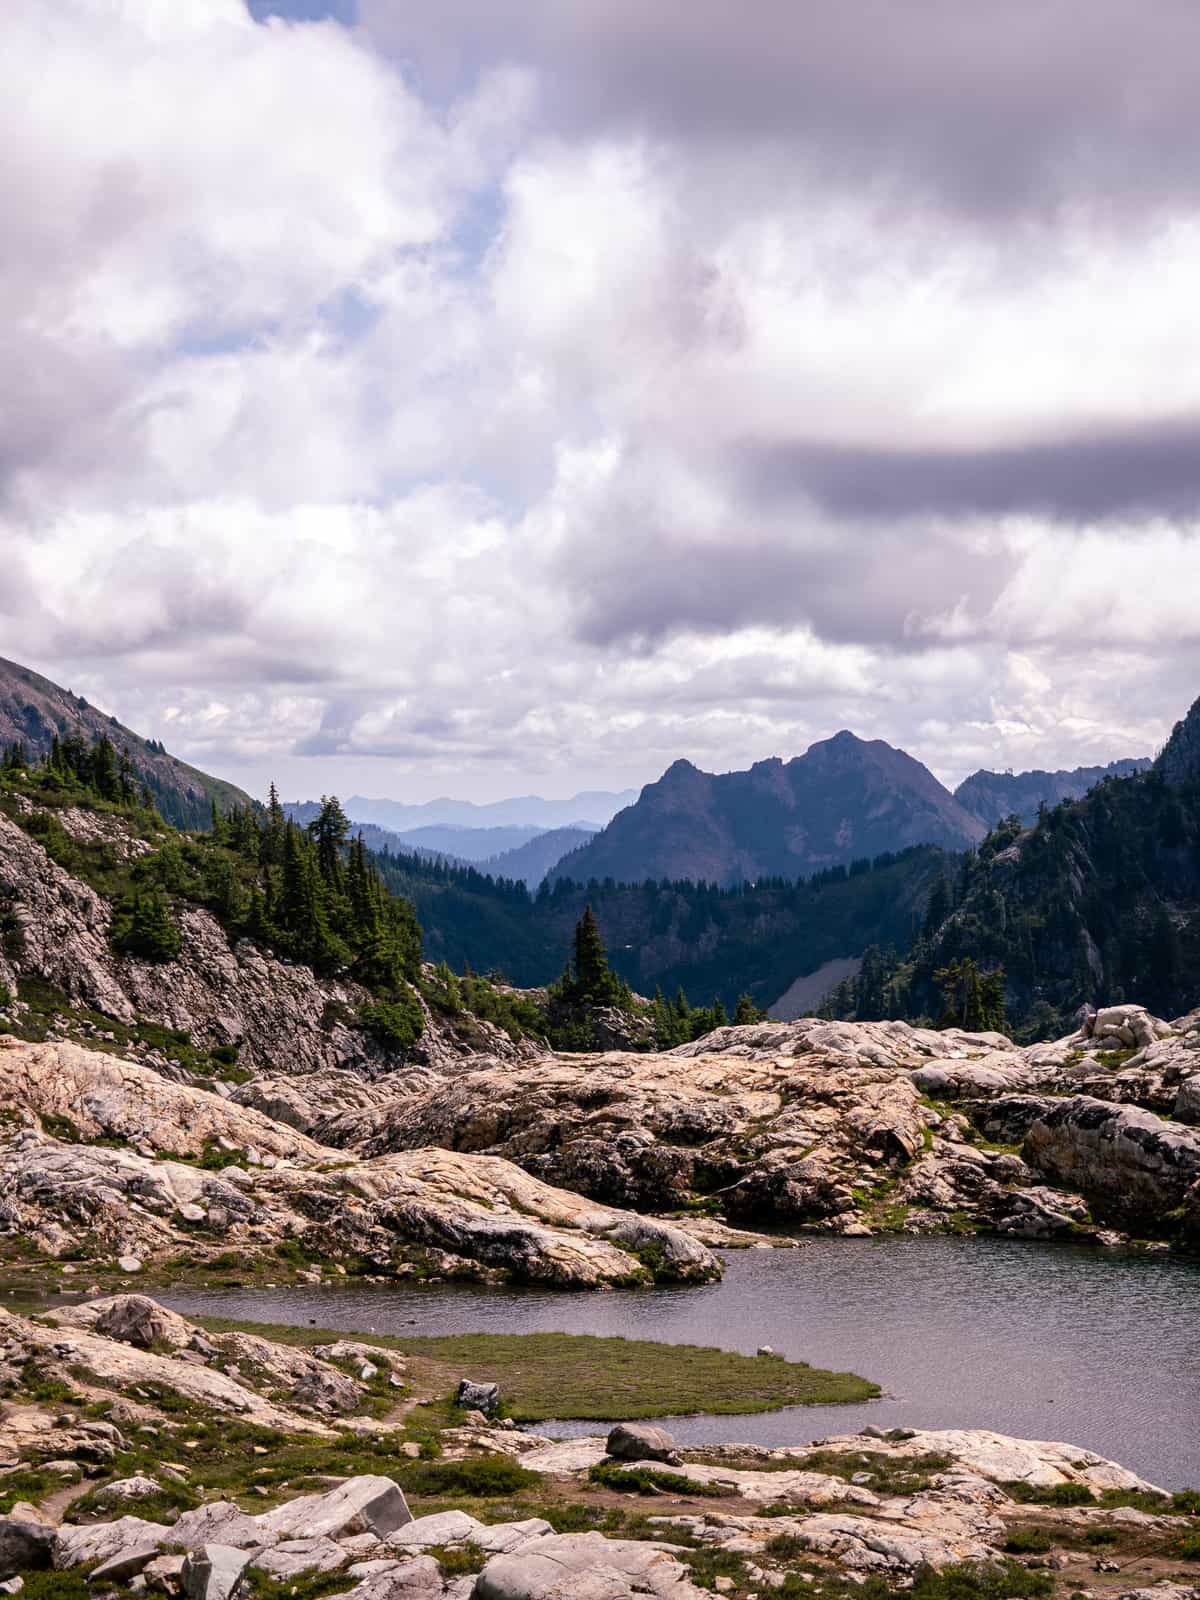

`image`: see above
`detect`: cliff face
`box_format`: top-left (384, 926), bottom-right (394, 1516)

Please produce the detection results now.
top-left (0, 655), bottom-right (254, 829)
top-left (0, 805), bottom-right (529, 1084)
top-left (554, 733), bottom-right (984, 888)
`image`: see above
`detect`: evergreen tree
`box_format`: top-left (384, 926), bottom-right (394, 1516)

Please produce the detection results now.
top-left (568, 904), bottom-right (623, 1004)
top-left (260, 782), bottom-right (286, 867)
top-left (733, 992), bottom-right (758, 1025)
top-left (111, 888), bottom-right (182, 962)
top-left (310, 795), bottom-right (350, 894)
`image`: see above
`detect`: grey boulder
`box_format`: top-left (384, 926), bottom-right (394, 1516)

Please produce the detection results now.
top-left (181, 1544), bottom-right (253, 1600)
top-left (0, 1519), bottom-right (54, 1581)
top-left (456, 1379), bottom-right (500, 1415)
top-left (472, 1531), bottom-right (704, 1598)
top-left (257, 1475), bottom-right (412, 1541)
top-left (605, 1423), bottom-right (680, 1465)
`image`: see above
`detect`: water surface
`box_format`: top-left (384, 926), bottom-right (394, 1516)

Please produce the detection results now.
top-left (162, 1237), bottom-right (1200, 1488)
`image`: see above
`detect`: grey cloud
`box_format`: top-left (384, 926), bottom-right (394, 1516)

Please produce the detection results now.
top-left (561, 512), bottom-right (1013, 650)
top-left (365, 0), bottom-right (1200, 219)
top-left (740, 422), bottom-right (1200, 523)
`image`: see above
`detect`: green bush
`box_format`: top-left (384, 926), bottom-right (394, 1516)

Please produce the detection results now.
top-left (1003, 1479), bottom-right (1094, 1506)
top-left (359, 987), bottom-right (424, 1052)
top-left (1004, 1527), bottom-right (1053, 1553)
top-left (588, 1461), bottom-right (729, 1498)
top-left (110, 888), bottom-right (181, 962)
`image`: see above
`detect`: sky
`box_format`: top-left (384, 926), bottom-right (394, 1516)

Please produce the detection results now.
top-left (5, 0), bottom-right (1200, 804)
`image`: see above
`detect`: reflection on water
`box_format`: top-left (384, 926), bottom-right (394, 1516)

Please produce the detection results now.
top-left (162, 1236), bottom-right (1200, 1487)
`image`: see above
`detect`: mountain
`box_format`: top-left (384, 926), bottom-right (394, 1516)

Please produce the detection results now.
top-left (482, 826), bottom-right (595, 888)
top-left (389, 824), bottom-right (551, 861)
top-left (954, 757), bottom-right (1152, 828)
top-left (283, 807), bottom-right (597, 869)
top-left (344, 789), bottom-right (637, 831)
top-left (0, 654), bottom-right (253, 830)
top-left (551, 732), bottom-right (986, 888)
top-left (283, 804), bottom-right (469, 868)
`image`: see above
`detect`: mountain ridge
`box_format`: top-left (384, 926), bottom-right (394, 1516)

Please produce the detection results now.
top-left (0, 655), bottom-right (254, 830)
top-left (954, 756), bottom-right (1152, 827)
top-left (551, 730), bottom-right (987, 887)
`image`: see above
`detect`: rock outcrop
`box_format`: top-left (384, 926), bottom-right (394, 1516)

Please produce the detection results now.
top-left (0, 1038), bottom-right (718, 1285)
top-left (315, 1006), bottom-right (1200, 1242)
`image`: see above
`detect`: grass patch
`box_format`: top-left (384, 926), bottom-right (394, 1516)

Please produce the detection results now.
top-left (429, 1545), bottom-right (488, 1576)
top-left (395, 1456), bottom-right (540, 1498)
top-left (1002, 1479), bottom-right (1096, 1506)
top-left (189, 1316), bottom-right (878, 1422)
top-left (243, 1570), bottom-right (356, 1600)
top-left (1004, 1526), bottom-right (1053, 1553)
top-left (589, 1461), bottom-right (731, 1498)
top-left (0, 1467), bottom-right (57, 1514)
top-left (773, 1448), bottom-right (953, 1496)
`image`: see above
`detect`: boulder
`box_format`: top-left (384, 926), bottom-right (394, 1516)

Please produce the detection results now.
top-left (605, 1423), bottom-right (680, 1465)
top-left (88, 1475), bottom-right (162, 1508)
top-left (90, 1295), bottom-right (193, 1351)
top-left (257, 1475), bottom-right (412, 1541)
top-left (0, 1518), bottom-right (54, 1580)
top-left (456, 1380), bottom-right (500, 1416)
top-left (472, 1531), bottom-right (705, 1599)
top-left (180, 1544), bottom-right (252, 1600)
top-left (88, 1543), bottom-right (162, 1584)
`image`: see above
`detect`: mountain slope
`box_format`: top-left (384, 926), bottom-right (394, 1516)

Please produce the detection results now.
top-left (906, 693), bottom-right (1200, 1029)
top-left (954, 757), bottom-right (1151, 827)
top-left (0, 655), bottom-right (253, 829)
top-left (483, 826), bottom-right (595, 888)
top-left (552, 732), bottom-right (985, 887)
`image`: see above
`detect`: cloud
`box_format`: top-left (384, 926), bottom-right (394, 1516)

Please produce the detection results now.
top-left (363, 0), bottom-right (1200, 221)
top-left (3, 0), bottom-right (1200, 806)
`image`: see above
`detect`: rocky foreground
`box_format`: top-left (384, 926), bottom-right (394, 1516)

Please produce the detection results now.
top-left (0, 1294), bottom-right (1195, 1600)
top-left (2, 1000), bottom-right (1196, 1291)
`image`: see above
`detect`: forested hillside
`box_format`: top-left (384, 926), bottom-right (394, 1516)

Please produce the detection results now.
top-left (824, 695), bottom-right (1200, 1036)
top-left (372, 841), bottom-right (948, 1012)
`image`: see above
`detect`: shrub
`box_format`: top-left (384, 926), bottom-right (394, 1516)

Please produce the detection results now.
top-left (1004, 1527), bottom-right (1053, 1553)
top-left (1003, 1479), bottom-right (1094, 1506)
top-left (396, 1454), bottom-right (538, 1497)
top-left (110, 888), bottom-right (181, 962)
top-left (359, 988), bottom-right (424, 1052)
top-left (588, 1461), bottom-right (730, 1498)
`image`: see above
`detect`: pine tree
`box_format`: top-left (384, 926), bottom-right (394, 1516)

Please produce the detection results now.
top-left (569, 904), bottom-right (622, 1004)
top-left (733, 993), bottom-right (758, 1025)
top-left (111, 888), bottom-right (182, 962)
top-left (90, 735), bottom-right (119, 801)
top-left (310, 795), bottom-right (350, 894)
top-left (260, 782), bottom-right (286, 867)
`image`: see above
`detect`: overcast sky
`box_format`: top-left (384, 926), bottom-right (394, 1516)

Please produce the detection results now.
top-left (5, 0), bottom-right (1199, 803)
